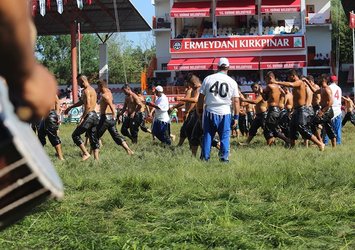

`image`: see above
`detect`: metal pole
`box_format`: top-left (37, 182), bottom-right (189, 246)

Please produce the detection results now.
top-left (71, 22), bottom-right (78, 103)
top-left (78, 23), bottom-right (81, 74)
top-left (353, 11), bottom-right (355, 99)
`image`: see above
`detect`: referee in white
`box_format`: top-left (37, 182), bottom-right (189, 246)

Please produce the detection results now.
top-left (197, 58), bottom-right (240, 162)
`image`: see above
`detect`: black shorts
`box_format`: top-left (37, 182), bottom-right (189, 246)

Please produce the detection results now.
top-left (38, 110), bottom-right (61, 147)
top-left (289, 106), bottom-right (313, 140)
top-left (264, 106), bottom-right (281, 139)
top-left (190, 118), bottom-right (203, 147)
top-left (249, 112), bottom-right (267, 137)
top-left (97, 114), bottom-right (125, 145)
top-left (180, 110), bottom-right (198, 140)
top-left (72, 111), bottom-right (100, 149)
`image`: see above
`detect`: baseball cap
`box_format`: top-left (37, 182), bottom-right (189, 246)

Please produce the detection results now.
top-left (155, 85), bottom-right (164, 92)
top-left (218, 57), bottom-right (230, 67)
top-left (330, 75), bottom-right (337, 82)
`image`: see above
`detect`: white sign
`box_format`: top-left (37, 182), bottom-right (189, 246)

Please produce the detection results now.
top-left (308, 13), bottom-right (327, 24)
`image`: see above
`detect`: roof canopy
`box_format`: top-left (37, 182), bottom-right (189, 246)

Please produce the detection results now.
top-left (170, 1), bottom-right (211, 18)
top-left (216, 0), bottom-right (256, 16)
top-left (167, 55), bottom-right (307, 71)
top-left (34, 0), bottom-right (151, 36)
top-left (261, 0), bottom-right (301, 14)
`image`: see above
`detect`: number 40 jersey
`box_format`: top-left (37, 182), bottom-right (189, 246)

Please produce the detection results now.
top-left (200, 72), bottom-right (239, 115)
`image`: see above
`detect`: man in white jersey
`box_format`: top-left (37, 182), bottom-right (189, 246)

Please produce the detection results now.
top-left (197, 58), bottom-right (240, 162)
top-left (324, 75), bottom-right (342, 145)
top-left (146, 85), bottom-right (171, 145)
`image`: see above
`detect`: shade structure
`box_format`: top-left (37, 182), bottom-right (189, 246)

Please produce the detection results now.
top-left (213, 57), bottom-right (259, 70)
top-left (261, 0), bottom-right (301, 13)
top-left (260, 55), bottom-right (307, 69)
top-left (170, 1), bottom-right (211, 18)
top-left (34, 0), bottom-right (151, 35)
top-left (216, 0), bottom-right (256, 16)
top-left (167, 58), bottom-right (215, 71)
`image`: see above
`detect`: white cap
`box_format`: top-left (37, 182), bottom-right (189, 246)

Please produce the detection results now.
top-left (218, 57), bottom-right (230, 67)
top-left (155, 85), bottom-right (164, 92)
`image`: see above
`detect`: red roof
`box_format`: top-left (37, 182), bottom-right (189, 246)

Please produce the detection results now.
top-left (260, 55), bottom-right (306, 69)
top-left (261, 0), bottom-right (301, 13)
top-left (170, 1), bottom-right (211, 18)
top-left (216, 0), bottom-right (256, 16)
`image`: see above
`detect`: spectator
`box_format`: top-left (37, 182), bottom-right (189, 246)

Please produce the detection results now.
top-left (170, 108), bottom-right (178, 123)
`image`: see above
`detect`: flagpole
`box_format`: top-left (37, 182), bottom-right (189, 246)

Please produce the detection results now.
top-left (78, 23), bottom-right (82, 74)
top-left (353, 11), bottom-right (355, 100)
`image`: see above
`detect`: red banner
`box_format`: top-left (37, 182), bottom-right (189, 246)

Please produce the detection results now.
top-left (261, 6), bottom-right (300, 13)
top-left (170, 35), bottom-right (305, 53)
top-left (260, 61), bottom-right (306, 70)
top-left (350, 12), bottom-right (355, 29)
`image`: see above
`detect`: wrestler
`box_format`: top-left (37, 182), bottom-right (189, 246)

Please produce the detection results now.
top-left (273, 70), bottom-right (325, 150)
top-left (239, 83), bottom-right (268, 145)
top-left (307, 75), bottom-right (322, 142)
top-left (96, 80), bottom-right (133, 155)
top-left (65, 74), bottom-right (99, 160)
top-left (245, 95), bottom-right (255, 131)
top-left (341, 96), bottom-right (355, 127)
top-left (174, 74), bottom-right (203, 156)
top-left (303, 75), bottom-right (336, 147)
top-left (135, 89), bottom-right (152, 134)
top-left (263, 71), bottom-right (290, 146)
top-left (38, 95), bottom-right (64, 160)
top-left (278, 86), bottom-right (293, 139)
top-left (238, 91), bottom-right (249, 137)
top-left (303, 75), bottom-right (315, 147)
top-left (172, 79), bottom-right (193, 146)
top-left (120, 84), bottom-right (144, 143)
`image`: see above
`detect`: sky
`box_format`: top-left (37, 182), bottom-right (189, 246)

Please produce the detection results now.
top-left (124, 0), bottom-right (155, 47)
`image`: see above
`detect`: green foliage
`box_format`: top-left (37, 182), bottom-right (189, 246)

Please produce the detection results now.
top-left (1, 124), bottom-right (354, 249)
top-left (35, 34), bottom-right (155, 84)
top-left (108, 35), bottom-right (155, 84)
top-left (332, 0), bottom-right (353, 63)
top-left (36, 35), bottom-right (100, 84)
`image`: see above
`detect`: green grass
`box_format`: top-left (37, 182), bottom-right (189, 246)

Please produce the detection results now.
top-left (1, 123), bottom-right (355, 249)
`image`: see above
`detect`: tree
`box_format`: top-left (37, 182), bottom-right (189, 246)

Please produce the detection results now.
top-left (36, 34), bottom-right (100, 84)
top-left (35, 33), bottom-right (156, 84)
top-left (107, 34), bottom-right (154, 83)
top-left (332, 0), bottom-right (353, 64)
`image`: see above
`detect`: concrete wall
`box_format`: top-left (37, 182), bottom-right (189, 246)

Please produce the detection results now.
top-left (306, 26), bottom-right (331, 56)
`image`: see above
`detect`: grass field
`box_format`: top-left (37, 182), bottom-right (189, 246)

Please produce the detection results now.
top-left (1, 123), bottom-right (355, 249)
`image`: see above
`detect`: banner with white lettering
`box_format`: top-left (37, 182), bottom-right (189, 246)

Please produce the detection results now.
top-left (261, 4), bottom-right (300, 13)
top-left (57, 0), bottom-right (64, 14)
top-left (39, 0), bottom-right (46, 16)
top-left (170, 35), bottom-right (305, 53)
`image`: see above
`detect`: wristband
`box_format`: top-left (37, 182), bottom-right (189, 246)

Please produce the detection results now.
top-left (233, 115), bottom-right (239, 120)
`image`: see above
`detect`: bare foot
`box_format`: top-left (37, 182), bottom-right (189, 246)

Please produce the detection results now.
top-left (82, 154), bottom-right (91, 161)
top-left (318, 143), bottom-right (325, 152)
top-left (170, 134), bottom-right (176, 142)
top-left (239, 142), bottom-right (249, 146)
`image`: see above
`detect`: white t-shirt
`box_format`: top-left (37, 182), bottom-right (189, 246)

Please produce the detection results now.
top-left (329, 83), bottom-right (342, 117)
top-left (200, 72), bottom-right (239, 115)
top-left (154, 93), bottom-right (170, 122)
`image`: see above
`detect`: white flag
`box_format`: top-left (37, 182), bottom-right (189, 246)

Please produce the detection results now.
top-left (77, 0), bottom-right (83, 9)
top-left (57, 0), bottom-right (63, 14)
top-left (39, 0), bottom-right (46, 16)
